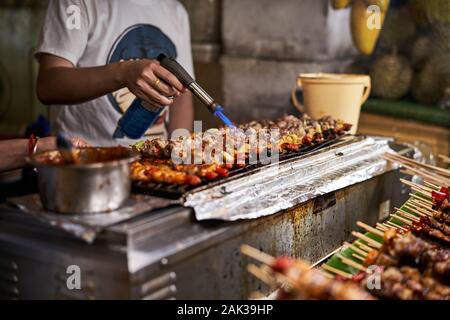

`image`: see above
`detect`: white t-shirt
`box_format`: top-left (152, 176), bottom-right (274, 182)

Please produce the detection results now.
top-left (35, 0), bottom-right (194, 146)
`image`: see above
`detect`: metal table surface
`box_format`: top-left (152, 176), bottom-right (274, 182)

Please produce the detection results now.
top-left (0, 169), bottom-right (409, 299)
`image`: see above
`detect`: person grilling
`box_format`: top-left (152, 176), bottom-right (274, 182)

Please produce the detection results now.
top-left (35, 0), bottom-right (194, 146)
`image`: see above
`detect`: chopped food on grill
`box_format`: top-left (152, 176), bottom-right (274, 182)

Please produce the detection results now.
top-left (130, 114), bottom-right (352, 188)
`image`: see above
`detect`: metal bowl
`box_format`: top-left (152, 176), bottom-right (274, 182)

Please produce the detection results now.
top-left (29, 147), bottom-right (139, 214)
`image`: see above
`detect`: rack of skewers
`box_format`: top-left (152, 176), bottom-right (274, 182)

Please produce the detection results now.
top-left (242, 154), bottom-right (450, 300)
top-left (130, 114), bottom-right (352, 197)
top-left (241, 244), bottom-right (376, 300)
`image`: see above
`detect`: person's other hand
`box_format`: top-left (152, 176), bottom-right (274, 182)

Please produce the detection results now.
top-left (119, 59), bottom-right (187, 108)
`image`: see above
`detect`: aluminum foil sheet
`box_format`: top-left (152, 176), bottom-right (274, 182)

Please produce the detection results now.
top-left (6, 194), bottom-right (177, 243)
top-left (184, 136), bottom-right (399, 221)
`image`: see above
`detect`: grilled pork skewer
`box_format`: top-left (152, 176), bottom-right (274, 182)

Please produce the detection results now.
top-left (240, 245), bottom-right (375, 300)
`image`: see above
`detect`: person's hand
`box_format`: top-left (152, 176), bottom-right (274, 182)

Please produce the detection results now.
top-left (118, 59), bottom-right (187, 108)
top-left (70, 137), bottom-right (90, 148)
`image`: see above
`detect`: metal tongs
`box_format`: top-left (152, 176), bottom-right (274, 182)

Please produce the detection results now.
top-left (157, 54), bottom-right (236, 128)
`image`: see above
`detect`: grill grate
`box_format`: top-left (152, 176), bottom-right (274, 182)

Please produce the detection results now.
top-left (132, 135), bottom-right (347, 199)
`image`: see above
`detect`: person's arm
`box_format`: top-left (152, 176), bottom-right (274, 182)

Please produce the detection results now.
top-left (168, 91), bottom-right (194, 134)
top-left (0, 137), bottom-right (88, 172)
top-left (37, 54), bottom-right (186, 107)
top-left (0, 137), bottom-right (55, 172)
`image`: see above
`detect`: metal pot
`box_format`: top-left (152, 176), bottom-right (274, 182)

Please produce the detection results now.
top-left (29, 147), bottom-right (139, 214)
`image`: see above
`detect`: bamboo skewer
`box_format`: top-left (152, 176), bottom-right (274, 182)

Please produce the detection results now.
top-left (384, 221), bottom-right (399, 230)
top-left (400, 169), bottom-right (448, 187)
top-left (376, 223), bottom-right (389, 232)
top-left (395, 208), bottom-right (421, 222)
top-left (337, 255), bottom-right (368, 272)
top-left (249, 291), bottom-right (267, 299)
top-left (385, 220), bottom-right (408, 232)
top-left (352, 253), bottom-right (366, 262)
top-left (438, 154), bottom-right (450, 164)
top-left (391, 214), bottom-right (413, 226)
top-left (403, 204), bottom-right (432, 218)
top-left (247, 264), bottom-right (275, 286)
top-left (354, 241), bottom-right (374, 253)
top-left (383, 152), bottom-right (450, 178)
top-left (351, 232), bottom-right (383, 249)
top-left (407, 199), bottom-right (439, 214)
top-left (423, 180), bottom-right (440, 190)
top-left (399, 205), bottom-right (426, 217)
top-left (321, 264), bottom-right (353, 279)
top-left (318, 269), bottom-right (334, 279)
top-left (409, 193), bottom-right (433, 205)
top-left (357, 221), bottom-right (385, 238)
top-left (241, 245), bottom-right (275, 265)
top-left (343, 242), bottom-right (368, 257)
top-left (399, 165), bottom-right (450, 186)
top-left (243, 167), bottom-right (448, 290)
top-left (400, 179), bottom-right (435, 193)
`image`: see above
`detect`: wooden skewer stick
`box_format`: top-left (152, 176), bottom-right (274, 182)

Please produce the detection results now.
top-left (412, 187), bottom-right (431, 197)
top-left (317, 269), bottom-right (334, 279)
top-left (351, 232), bottom-right (383, 249)
top-left (247, 264), bottom-right (275, 286)
top-left (409, 193), bottom-right (433, 205)
top-left (400, 169), bottom-right (448, 187)
top-left (352, 253), bottom-right (366, 262)
top-left (260, 264), bottom-right (291, 285)
top-left (423, 180), bottom-right (440, 190)
top-left (400, 164), bottom-right (450, 186)
top-left (400, 179), bottom-right (435, 193)
top-left (249, 291), bottom-right (267, 299)
top-left (376, 223), bottom-right (389, 232)
top-left (383, 152), bottom-right (450, 178)
top-left (407, 199), bottom-right (435, 213)
top-left (241, 245), bottom-right (275, 266)
top-left (357, 221), bottom-right (385, 238)
top-left (397, 211), bottom-right (420, 223)
top-left (337, 255), bottom-right (368, 272)
top-left (411, 187), bottom-right (432, 197)
top-left (383, 221), bottom-right (399, 230)
top-left (438, 154), bottom-right (450, 164)
top-left (395, 208), bottom-right (421, 222)
top-left (272, 270), bottom-right (296, 287)
top-left (354, 241), bottom-right (374, 253)
top-left (384, 221), bottom-right (408, 232)
top-left (403, 204), bottom-right (432, 218)
top-left (321, 264), bottom-right (353, 279)
top-left (343, 242), bottom-right (368, 257)
top-left (406, 198), bottom-right (431, 209)
top-left (391, 214), bottom-right (413, 226)
top-left (408, 199), bottom-right (440, 215)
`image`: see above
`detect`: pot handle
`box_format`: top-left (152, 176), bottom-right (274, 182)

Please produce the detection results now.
top-left (291, 76), bottom-right (305, 113)
top-left (360, 76), bottom-right (371, 105)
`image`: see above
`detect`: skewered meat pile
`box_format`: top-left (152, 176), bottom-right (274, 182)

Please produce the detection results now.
top-left (365, 229), bottom-right (450, 283)
top-left (432, 188), bottom-right (450, 224)
top-left (369, 266), bottom-right (450, 300)
top-left (241, 245), bottom-right (375, 300)
top-left (131, 114), bottom-right (352, 187)
top-left (320, 173), bottom-right (450, 299)
top-left (242, 165), bottom-right (450, 300)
